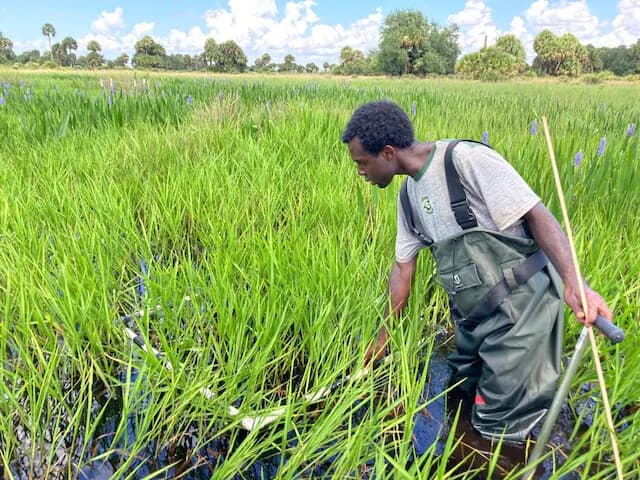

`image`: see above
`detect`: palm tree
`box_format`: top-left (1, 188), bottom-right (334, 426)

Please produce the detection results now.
top-left (41, 23), bottom-right (56, 61)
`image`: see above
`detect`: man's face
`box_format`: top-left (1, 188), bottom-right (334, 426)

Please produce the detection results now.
top-left (347, 137), bottom-right (394, 188)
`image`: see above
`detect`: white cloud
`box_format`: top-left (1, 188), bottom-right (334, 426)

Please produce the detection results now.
top-left (91, 7), bottom-right (125, 33)
top-left (76, 7), bottom-right (155, 56)
top-left (179, 0), bottom-right (383, 64)
top-left (12, 2), bottom-right (383, 64)
top-left (598, 0), bottom-right (640, 46)
top-left (13, 39), bottom-right (48, 53)
top-left (509, 16), bottom-right (536, 62)
top-left (448, 0), bottom-right (500, 53)
top-left (167, 27), bottom-right (207, 53)
top-left (524, 0), bottom-right (604, 44)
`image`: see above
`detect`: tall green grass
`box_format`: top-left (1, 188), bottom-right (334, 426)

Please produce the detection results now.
top-left (0, 71), bottom-right (638, 479)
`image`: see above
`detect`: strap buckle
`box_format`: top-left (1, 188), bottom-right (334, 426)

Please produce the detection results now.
top-left (451, 200), bottom-right (477, 228)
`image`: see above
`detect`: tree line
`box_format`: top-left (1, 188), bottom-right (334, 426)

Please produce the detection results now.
top-left (1, 10), bottom-right (639, 78)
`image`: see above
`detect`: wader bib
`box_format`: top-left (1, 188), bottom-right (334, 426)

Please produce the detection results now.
top-left (400, 140), bottom-right (564, 443)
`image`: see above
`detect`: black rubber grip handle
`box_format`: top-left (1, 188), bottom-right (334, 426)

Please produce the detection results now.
top-left (594, 315), bottom-right (624, 344)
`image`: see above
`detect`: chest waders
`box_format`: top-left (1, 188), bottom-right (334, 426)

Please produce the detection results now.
top-left (400, 140), bottom-right (564, 443)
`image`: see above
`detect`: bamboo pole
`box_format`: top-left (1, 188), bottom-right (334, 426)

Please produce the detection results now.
top-left (523, 117), bottom-right (623, 479)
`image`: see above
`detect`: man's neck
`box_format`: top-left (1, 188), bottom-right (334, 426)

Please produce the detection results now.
top-left (397, 141), bottom-right (435, 178)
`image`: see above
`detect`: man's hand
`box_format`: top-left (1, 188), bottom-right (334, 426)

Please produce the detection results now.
top-left (564, 281), bottom-right (613, 327)
top-left (364, 327), bottom-right (388, 365)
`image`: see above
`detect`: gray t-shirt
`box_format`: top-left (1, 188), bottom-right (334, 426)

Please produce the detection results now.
top-left (395, 140), bottom-right (541, 263)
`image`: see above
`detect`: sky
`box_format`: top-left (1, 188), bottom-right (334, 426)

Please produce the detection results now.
top-left (1, 1), bottom-right (639, 65)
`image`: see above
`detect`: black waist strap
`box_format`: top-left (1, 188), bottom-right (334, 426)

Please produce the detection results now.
top-left (459, 250), bottom-right (549, 331)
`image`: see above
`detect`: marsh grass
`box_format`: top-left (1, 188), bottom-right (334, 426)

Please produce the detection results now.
top-left (0, 70), bottom-right (638, 478)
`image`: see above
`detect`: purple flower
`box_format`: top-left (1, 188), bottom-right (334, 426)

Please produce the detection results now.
top-left (597, 137), bottom-right (606, 156)
top-left (410, 101), bottom-right (416, 118)
top-left (0, 95), bottom-right (4, 106)
top-left (530, 120), bottom-right (538, 135)
top-left (218, 90), bottom-right (223, 100)
top-left (135, 276), bottom-right (146, 297)
top-left (482, 131), bottom-right (489, 144)
top-left (186, 95), bottom-right (193, 105)
top-left (574, 151), bottom-right (583, 167)
top-left (626, 123), bottom-right (636, 138)
top-left (107, 96), bottom-right (112, 107)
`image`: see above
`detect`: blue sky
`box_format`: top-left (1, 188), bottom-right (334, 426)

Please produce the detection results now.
top-left (1, 1), bottom-right (638, 64)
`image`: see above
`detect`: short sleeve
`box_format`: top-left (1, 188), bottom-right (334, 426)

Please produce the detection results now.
top-left (395, 193), bottom-right (426, 263)
top-left (455, 147), bottom-right (541, 231)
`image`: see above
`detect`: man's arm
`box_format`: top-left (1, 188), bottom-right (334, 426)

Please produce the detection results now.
top-left (366, 256), bottom-right (418, 362)
top-left (523, 202), bottom-right (612, 326)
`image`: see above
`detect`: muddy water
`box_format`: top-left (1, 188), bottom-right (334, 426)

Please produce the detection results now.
top-left (8, 339), bottom-right (588, 479)
top-left (411, 346), bottom-right (580, 480)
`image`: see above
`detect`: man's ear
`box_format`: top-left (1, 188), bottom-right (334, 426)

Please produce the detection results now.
top-left (381, 145), bottom-right (395, 161)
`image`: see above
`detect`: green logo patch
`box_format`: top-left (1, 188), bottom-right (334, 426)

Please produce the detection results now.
top-left (421, 195), bottom-right (433, 214)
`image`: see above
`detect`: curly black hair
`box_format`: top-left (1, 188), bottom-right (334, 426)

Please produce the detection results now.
top-left (341, 101), bottom-right (414, 154)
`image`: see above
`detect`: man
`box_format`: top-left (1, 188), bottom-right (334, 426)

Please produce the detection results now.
top-left (342, 100), bottom-right (612, 442)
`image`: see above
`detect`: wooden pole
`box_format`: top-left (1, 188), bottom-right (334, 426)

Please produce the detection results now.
top-left (536, 116), bottom-right (623, 479)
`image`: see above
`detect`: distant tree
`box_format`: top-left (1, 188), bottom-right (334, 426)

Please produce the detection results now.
top-left (132, 36), bottom-right (166, 69)
top-left (0, 32), bottom-right (15, 64)
top-left (280, 53), bottom-right (296, 72)
top-left (415, 24), bottom-right (459, 74)
top-left (192, 53), bottom-right (206, 70)
top-left (57, 36), bottom-right (78, 66)
top-left (86, 40), bottom-right (103, 69)
top-left (51, 43), bottom-right (62, 64)
top-left (598, 45), bottom-right (637, 76)
top-left (87, 40), bottom-right (101, 53)
top-left (533, 30), bottom-right (586, 76)
top-left (253, 52), bottom-right (273, 72)
top-left (583, 44), bottom-right (603, 73)
top-left (532, 29), bottom-right (558, 74)
top-left (203, 38), bottom-right (217, 69)
top-left (378, 9), bottom-right (459, 76)
top-left (322, 61), bottom-right (331, 72)
top-left (212, 40), bottom-right (247, 72)
top-left (631, 39), bottom-right (640, 73)
top-left (336, 46), bottom-right (372, 75)
top-left (457, 34), bottom-right (527, 80)
top-left (305, 62), bottom-right (319, 73)
top-left (16, 49), bottom-right (40, 64)
top-left (456, 47), bottom-right (520, 80)
top-left (165, 53), bottom-right (198, 71)
top-left (557, 33), bottom-right (587, 76)
top-left (41, 23), bottom-right (56, 61)
top-left (113, 53), bottom-right (129, 68)
top-left (495, 34), bottom-right (526, 72)
top-left (379, 10), bottom-right (424, 74)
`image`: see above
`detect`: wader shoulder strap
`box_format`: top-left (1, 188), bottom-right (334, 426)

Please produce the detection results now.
top-left (444, 139), bottom-right (496, 230)
top-left (445, 139), bottom-right (535, 239)
top-left (400, 179), bottom-right (432, 246)
top-left (459, 249), bottom-right (549, 331)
